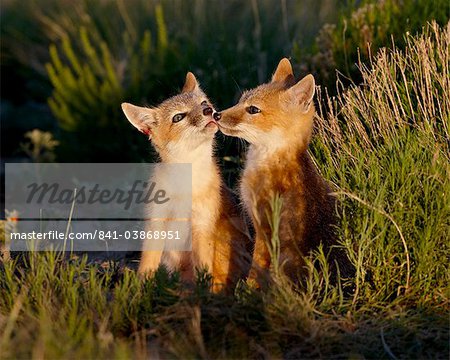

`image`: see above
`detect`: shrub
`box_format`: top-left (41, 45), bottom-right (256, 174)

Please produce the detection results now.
top-left (45, 3), bottom-right (172, 161)
top-left (296, 0), bottom-right (450, 90)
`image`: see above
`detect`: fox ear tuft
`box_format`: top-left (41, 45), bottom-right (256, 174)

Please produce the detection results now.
top-left (121, 103), bottom-right (156, 137)
top-left (182, 72), bottom-right (199, 93)
top-left (285, 74), bottom-right (315, 113)
top-left (271, 58), bottom-right (294, 83)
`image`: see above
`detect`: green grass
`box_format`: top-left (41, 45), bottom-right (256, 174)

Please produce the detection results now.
top-left (1, 19), bottom-right (449, 360)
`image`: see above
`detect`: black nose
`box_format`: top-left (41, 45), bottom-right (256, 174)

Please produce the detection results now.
top-left (213, 112), bottom-right (221, 121)
top-left (203, 107), bottom-right (213, 116)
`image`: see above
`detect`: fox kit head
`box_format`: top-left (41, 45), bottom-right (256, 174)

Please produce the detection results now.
top-left (121, 73), bottom-right (218, 159)
top-left (217, 58), bottom-right (315, 148)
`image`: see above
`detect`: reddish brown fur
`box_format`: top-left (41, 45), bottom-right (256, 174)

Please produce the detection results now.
top-left (241, 146), bottom-right (336, 282)
top-left (218, 59), bottom-right (351, 285)
top-left (212, 186), bottom-right (253, 291)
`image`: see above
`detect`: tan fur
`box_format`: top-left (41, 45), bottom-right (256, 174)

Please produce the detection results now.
top-left (122, 73), bottom-right (250, 291)
top-left (218, 59), bottom-right (350, 285)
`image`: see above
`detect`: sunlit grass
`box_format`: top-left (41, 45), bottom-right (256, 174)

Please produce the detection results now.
top-left (0, 20), bottom-right (449, 360)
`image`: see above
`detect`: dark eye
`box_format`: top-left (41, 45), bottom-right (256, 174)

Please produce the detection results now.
top-left (246, 106), bottom-right (261, 115)
top-left (172, 113), bottom-right (186, 123)
top-left (201, 101), bottom-right (208, 106)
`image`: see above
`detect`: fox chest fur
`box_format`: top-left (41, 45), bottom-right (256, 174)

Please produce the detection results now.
top-left (191, 162), bottom-right (221, 238)
top-left (241, 145), bottom-right (335, 277)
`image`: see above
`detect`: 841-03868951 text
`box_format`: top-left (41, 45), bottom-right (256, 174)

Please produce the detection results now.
top-left (97, 230), bottom-right (181, 240)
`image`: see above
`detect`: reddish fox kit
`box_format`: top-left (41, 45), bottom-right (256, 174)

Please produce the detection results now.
top-left (122, 73), bottom-right (249, 291)
top-left (216, 58), bottom-right (352, 285)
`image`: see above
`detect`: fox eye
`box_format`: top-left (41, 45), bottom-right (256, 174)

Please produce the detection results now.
top-left (172, 113), bottom-right (186, 123)
top-left (246, 106), bottom-right (261, 115)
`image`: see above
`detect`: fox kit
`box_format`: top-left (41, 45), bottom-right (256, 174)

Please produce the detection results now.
top-left (216, 58), bottom-right (352, 285)
top-left (121, 73), bottom-right (249, 290)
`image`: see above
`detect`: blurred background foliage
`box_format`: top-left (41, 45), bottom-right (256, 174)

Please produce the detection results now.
top-left (1, 0), bottom-right (449, 164)
top-left (296, 0), bottom-right (450, 88)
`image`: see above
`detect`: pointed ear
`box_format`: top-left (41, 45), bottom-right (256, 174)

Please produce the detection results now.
top-left (271, 58), bottom-right (294, 83)
top-left (182, 72), bottom-right (199, 93)
top-left (121, 103), bottom-right (156, 136)
top-left (284, 74), bottom-right (315, 113)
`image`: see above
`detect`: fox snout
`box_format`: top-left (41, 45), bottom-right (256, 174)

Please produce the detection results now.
top-left (217, 105), bottom-right (242, 125)
top-left (203, 106), bottom-right (213, 116)
top-left (215, 107), bottom-right (249, 138)
top-left (198, 103), bottom-right (218, 132)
